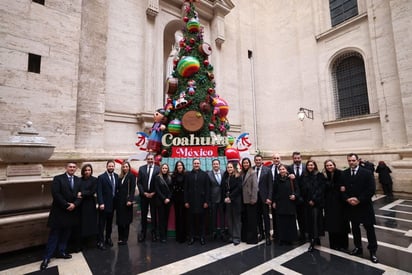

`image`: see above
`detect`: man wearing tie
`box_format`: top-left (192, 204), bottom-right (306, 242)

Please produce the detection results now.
top-left (268, 153), bottom-right (281, 240)
top-left (40, 162), bottom-right (82, 270)
top-left (207, 159), bottom-right (224, 241)
top-left (288, 151), bottom-right (306, 241)
top-left (96, 160), bottom-right (118, 250)
top-left (254, 154), bottom-right (272, 245)
top-left (341, 153), bottom-right (379, 263)
top-left (137, 153), bottom-right (160, 242)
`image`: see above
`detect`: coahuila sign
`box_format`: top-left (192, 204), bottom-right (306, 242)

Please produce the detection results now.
top-left (162, 133), bottom-right (229, 158)
top-left (162, 133), bottom-right (229, 147)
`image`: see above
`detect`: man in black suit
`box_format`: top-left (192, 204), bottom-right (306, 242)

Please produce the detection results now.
top-left (207, 159), bottom-right (224, 241)
top-left (40, 162), bottom-right (82, 270)
top-left (185, 158), bottom-right (210, 245)
top-left (137, 153), bottom-right (160, 242)
top-left (268, 152), bottom-right (281, 240)
top-left (287, 151), bottom-right (306, 241)
top-left (254, 154), bottom-right (272, 245)
top-left (341, 153), bottom-right (379, 263)
top-left (96, 160), bottom-right (118, 250)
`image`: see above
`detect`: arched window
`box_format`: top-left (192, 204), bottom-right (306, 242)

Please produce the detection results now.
top-left (332, 52), bottom-right (370, 119)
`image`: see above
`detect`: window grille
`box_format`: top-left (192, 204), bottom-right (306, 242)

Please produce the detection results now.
top-left (332, 52), bottom-right (369, 119)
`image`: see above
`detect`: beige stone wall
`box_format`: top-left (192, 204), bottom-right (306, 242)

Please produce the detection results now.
top-left (0, 0), bottom-right (411, 193)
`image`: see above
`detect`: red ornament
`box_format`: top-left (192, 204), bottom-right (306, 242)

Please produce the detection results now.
top-left (208, 87), bottom-right (215, 95)
top-left (189, 38), bottom-right (196, 44)
top-left (208, 123), bottom-right (215, 130)
top-left (161, 149), bottom-right (169, 157)
top-left (154, 154), bottom-right (162, 166)
top-left (225, 147), bottom-right (240, 163)
top-left (203, 59), bottom-right (209, 66)
top-left (185, 45), bottom-right (192, 52)
top-left (199, 101), bottom-right (211, 113)
top-left (183, 16), bottom-right (189, 22)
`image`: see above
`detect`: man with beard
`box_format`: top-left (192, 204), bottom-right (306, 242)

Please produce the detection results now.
top-left (96, 160), bottom-right (119, 250)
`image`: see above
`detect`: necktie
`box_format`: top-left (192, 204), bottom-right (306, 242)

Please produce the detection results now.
top-left (272, 165), bottom-right (277, 181)
top-left (110, 173), bottom-right (115, 197)
top-left (215, 172), bottom-right (221, 185)
top-left (69, 176), bottom-right (74, 190)
top-left (296, 166), bottom-right (300, 176)
top-left (147, 166), bottom-right (153, 190)
top-left (351, 169), bottom-right (356, 176)
top-left (256, 167), bottom-right (260, 182)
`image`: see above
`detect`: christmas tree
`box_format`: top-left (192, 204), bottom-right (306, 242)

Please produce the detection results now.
top-left (161, 0), bottom-right (230, 157)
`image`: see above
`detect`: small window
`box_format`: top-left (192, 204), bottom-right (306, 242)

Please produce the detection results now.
top-left (28, 53), bottom-right (41, 74)
top-left (32, 0), bottom-right (45, 5)
top-left (329, 0), bottom-right (358, 27)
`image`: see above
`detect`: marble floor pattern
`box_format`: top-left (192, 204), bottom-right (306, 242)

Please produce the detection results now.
top-left (0, 195), bottom-right (411, 275)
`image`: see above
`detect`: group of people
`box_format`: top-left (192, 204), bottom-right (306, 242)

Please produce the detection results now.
top-left (40, 151), bottom-right (387, 270)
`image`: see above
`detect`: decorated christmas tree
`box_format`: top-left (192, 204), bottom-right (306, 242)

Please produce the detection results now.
top-left (159, 0), bottom-right (231, 158)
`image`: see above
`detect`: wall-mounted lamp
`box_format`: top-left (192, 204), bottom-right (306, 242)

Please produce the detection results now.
top-left (297, 107), bottom-right (314, 121)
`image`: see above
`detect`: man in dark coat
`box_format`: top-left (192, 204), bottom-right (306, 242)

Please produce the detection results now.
top-left (185, 158), bottom-right (210, 245)
top-left (268, 153), bottom-right (282, 240)
top-left (207, 159), bottom-right (224, 241)
top-left (40, 162), bottom-right (82, 271)
top-left (287, 151), bottom-right (306, 241)
top-left (96, 160), bottom-right (119, 250)
top-left (341, 153), bottom-right (379, 263)
top-left (254, 154), bottom-right (272, 245)
top-left (137, 153), bottom-right (160, 242)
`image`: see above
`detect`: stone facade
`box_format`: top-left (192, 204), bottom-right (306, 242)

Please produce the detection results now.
top-left (0, 0), bottom-right (411, 198)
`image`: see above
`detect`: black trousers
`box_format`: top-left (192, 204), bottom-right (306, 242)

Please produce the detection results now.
top-left (158, 202), bottom-right (171, 240)
top-left (98, 210), bottom-right (114, 242)
top-left (351, 222), bottom-right (378, 252)
top-left (257, 199), bottom-right (271, 238)
top-left (117, 224), bottom-right (130, 242)
top-left (188, 212), bottom-right (206, 239)
top-left (140, 196), bottom-right (158, 235)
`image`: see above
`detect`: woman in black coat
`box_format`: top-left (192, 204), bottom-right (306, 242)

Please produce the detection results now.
top-left (323, 159), bottom-right (350, 251)
top-left (79, 164), bottom-right (98, 248)
top-left (155, 163), bottom-right (173, 243)
top-left (222, 161), bottom-right (242, 245)
top-left (375, 161), bottom-right (394, 199)
top-left (272, 164), bottom-right (299, 245)
top-left (300, 160), bottom-right (325, 252)
top-left (115, 161), bottom-right (136, 245)
top-left (172, 161), bottom-right (187, 243)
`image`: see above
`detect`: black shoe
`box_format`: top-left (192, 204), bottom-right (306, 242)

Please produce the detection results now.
top-left (370, 253), bottom-right (379, 263)
top-left (160, 239), bottom-right (167, 243)
top-left (40, 259), bottom-right (49, 270)
top-left (265, 238), bottom-right (271, 246)
top-left (138, 233), bottom-right (146, 243)
top-left (350, 247), bottom-right (363, 256)
top-left (97, 242), bottom-right (106, 250)
top-left (307, 244), bottom-right (314, 252)
top-left (105, 238), bottom-right (113, 247)
top-left (151, 232), bottom-right (158, 242)
top-left (118, 240), bottom-right (127, 246)
top-left (200, 237), bottom-right (206, 245)
top-left (315, 238), bottom-right (321, 245)
top-left (258, 234), bottom-right (264, 242)
top-left (188, 238), bottom-right (195, 245)
top-left (56, 252), bottom-right (72, 259)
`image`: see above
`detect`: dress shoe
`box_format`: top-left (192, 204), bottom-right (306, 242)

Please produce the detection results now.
top-left (40, 259), bottom-right (49, 270)
top-left (138, 233), bottom-right (146, 243)
top-left (315, 238), bottom-right (321, 245)
top-left (151, 232), bottom-right (158, 242)
top-left (200, 237), bottom-right (206, 245)
top-left (307, 244), bottom-right (314, 252)
top-left (370, 252), bottom-right (379, 263)
top-left (265, 238), bottom-right (271, 246)
top-left (188, 238), bottom-right (195, 245)
top-left (350, 247), bottom-right (363, 256)
top-left (105, 238), bottom-right (113, 247)
top-left (97, 242), bottom-right (106, 250)
top-left (233, 240), bottom-right (240, 246)
top-left (118, 240), bottom-right (127, 246)
top-left (160, 239), bottom-right (167, 243)
top-left (56, 252), bottom-right (72, 259)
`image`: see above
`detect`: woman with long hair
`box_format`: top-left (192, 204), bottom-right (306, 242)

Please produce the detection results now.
top-left (323, 159), bottom-right (350, 251)
top-left (301, 160), bottom-right (325, 252)
top-left (172, 161), bottom-right (187, 243)
top-left (116, 161), bottom-right (136, 245)
top-left (155, 163), bottom-right (173, 243)
top-left (222, 161), bottom-right (242, 245)
top-left (240, 157), bottom-right (258, 244)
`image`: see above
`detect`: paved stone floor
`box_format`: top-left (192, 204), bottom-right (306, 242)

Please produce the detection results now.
top-left (0, 195), bottom-right (411, 274)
